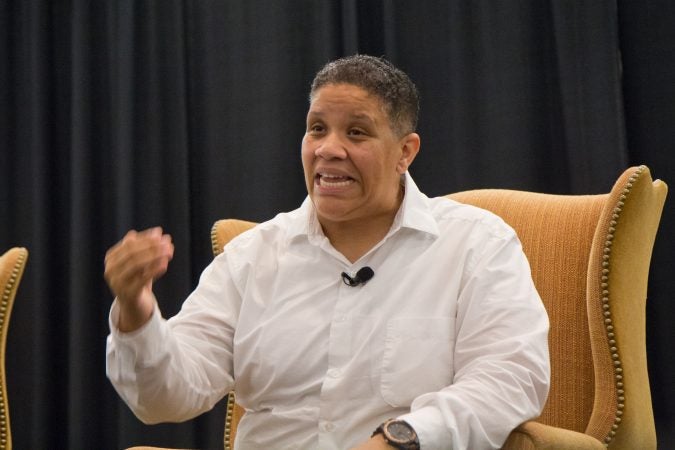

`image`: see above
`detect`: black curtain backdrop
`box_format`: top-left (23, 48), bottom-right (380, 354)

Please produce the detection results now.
top-left (1, 1), bottom-right (673, 449)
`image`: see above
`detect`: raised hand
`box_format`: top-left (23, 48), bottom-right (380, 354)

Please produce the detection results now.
top-left (104, 227), bottom-right (174, 332)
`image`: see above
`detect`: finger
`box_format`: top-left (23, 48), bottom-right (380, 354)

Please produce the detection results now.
top-left (104, 228), bottom-right (174, 300)
top-left (106, 245), bottom-right (171, 290)
top-left (105, 228), bottom-right (170, 269)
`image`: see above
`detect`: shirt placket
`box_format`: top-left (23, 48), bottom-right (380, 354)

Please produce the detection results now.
top-left (317, 268), bottom-right (361, 449)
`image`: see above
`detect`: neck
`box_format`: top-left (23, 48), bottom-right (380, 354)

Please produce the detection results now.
top-left (321, 213), bottom-right (397, 263)
top-left (320, 187), bottom-right (404, 263)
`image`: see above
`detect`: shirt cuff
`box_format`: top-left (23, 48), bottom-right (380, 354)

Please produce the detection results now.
top-left (108, 297), bottom-right (165, 358)
top-left (399, 405), bottom-right (452, 450)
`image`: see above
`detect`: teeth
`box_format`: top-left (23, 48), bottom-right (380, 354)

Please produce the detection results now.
top-left (320, 178), bottom-right (352, 187)
top-left (318, 173), bottom-right (353, 187)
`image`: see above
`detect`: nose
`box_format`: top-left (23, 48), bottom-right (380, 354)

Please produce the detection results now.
top-left (314, 133), bottom-right (347, 160)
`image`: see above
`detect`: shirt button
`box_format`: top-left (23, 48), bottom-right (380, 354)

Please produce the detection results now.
top-left (335, 315), bottom-right (347, 323)
top-left (327, 368), bottom-right (342, 378)
top-left (322, 422), bottom-right (336, 432)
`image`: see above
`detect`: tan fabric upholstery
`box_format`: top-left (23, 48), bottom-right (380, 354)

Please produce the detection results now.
top-left (0, 247), bottom-right (29, 450)
top-left (503, 421), bottom-right (605, 450)
top-left (447, 190), bottom-right (606, 437)
top-left (587, 166), bottom-right (666, 448)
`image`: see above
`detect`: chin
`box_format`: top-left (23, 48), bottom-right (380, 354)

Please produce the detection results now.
top-left (315, 208), bottom-right (349, 223)
top-left (313, 202), bottom-right (352, 223)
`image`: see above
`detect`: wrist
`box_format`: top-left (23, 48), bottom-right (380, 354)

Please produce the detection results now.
top-left (372, 419), bottom-right (420, 450)
top-left (116, 292), bottom-right (155, 332)
top-left (370, 433), bottom-right (396, 449)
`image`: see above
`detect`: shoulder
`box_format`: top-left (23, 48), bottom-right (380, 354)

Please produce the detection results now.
top-left (427, 195), bottom-right (516, 241)
top-left (224, 205), bottom-right (307, 254)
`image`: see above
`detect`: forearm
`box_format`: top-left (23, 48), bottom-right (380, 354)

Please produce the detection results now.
top-left (106, 299), bottom-right (234, 423)
top-left (107, 250), bottom-right (242, 423)
top-left (399, 240), bottom-right (549, 449)
top-left (116, 289), bottom-right (155, 332)
top-left (399, 361), bottom-right (548, 449)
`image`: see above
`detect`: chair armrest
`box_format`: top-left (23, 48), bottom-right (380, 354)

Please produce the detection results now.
top-left (502, 421), bottom-right (605, 450)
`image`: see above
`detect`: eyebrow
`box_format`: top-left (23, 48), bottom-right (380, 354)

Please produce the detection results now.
top-left (349, 113), bottom-right (376, 124)
top-left (307, 110), bottom-right (377, 125)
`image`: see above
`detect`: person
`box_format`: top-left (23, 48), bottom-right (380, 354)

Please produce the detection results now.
top-left (105, 55), bottom-right (550, 450)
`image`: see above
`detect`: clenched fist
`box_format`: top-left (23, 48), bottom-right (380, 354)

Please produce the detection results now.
top-left (104, 227), bottom-right (174, 332)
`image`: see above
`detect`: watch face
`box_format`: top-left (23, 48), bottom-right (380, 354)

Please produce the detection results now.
top-left (386, 421), bottom-right (415, 443)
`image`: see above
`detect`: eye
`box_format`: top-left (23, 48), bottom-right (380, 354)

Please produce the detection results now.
top-left (307, 123), bottom-right (325, 134)
top-left (348, 128), bottom-right (367, 137)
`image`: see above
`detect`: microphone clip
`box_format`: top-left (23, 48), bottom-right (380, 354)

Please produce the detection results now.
top-left (341, 266), bottom-right (375, 287)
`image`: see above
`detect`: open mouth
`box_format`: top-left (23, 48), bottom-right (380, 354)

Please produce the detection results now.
top-left (316, 173), bottom-right (355, 188)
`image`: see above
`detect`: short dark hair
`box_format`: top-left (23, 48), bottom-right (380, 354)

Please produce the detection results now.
top-left (309, 55), bottom-right (419, 136)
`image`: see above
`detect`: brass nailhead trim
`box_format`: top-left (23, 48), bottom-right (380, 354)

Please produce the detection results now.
top-left (224, 392), bottom-right (235, 450)
top-left (600, 166), bottom-right (646, 447)
top-left (211, 221), bottom-right (222, 257)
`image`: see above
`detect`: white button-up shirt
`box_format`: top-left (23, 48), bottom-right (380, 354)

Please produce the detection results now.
top-left (107, 173), bottom-right (550, 450)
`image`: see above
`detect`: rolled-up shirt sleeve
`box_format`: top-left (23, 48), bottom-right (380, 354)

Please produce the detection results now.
top-left (105, 252), bottom-right (240, 424)
top-left (399, 231), bottom-right (550, 450)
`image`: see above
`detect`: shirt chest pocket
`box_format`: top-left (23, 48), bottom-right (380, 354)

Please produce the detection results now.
top-left (380, 317), bottom-right (455, 407)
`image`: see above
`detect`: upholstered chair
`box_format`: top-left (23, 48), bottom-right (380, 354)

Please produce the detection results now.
top-left (130, 164), bottom-right (666, 449)
top-left (0, 247), bottom-right (29, 450)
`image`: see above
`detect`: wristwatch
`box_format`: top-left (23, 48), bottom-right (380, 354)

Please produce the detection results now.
top-left (372, 418), bottom-right (420, 450)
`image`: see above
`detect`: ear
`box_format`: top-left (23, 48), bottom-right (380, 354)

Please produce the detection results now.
top-left (396, 132), bottom-right (420, 174)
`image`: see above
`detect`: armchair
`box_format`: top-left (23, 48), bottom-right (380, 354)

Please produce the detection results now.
top-left (211, 165), bottom-right (666, 449)
top-left (0, 247), bottom-right (29, 450)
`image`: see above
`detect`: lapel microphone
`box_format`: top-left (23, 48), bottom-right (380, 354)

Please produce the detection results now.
top-left (341, 266), bottom-right (375, 287)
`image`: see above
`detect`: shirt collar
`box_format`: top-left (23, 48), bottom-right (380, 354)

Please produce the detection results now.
top-left (284, 197), bottom-right (319, 241)
top-left (287, 171), bottom-right (440, 241)
top-left (391, 172), bottom-right (440, 237)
